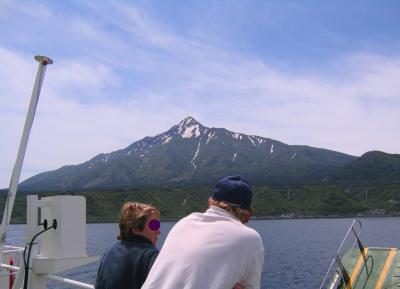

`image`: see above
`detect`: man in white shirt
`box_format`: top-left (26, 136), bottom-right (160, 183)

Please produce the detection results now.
top-left (142, 176), bottom-right (265, 289)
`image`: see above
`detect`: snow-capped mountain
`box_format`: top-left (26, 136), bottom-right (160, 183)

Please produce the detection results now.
top-left (19, 117), bottom-right (356, 191)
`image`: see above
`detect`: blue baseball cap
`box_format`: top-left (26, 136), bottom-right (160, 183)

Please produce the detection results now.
top-left (210, 176), bottom-right (252, 210)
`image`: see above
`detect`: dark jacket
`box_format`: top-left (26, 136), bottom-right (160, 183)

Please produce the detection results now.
top-left (95, 234), bottom-right (159, 289)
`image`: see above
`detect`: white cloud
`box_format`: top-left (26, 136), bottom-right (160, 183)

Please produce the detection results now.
top-left (0, 48), bottom-right (37, 107)
top-left (48, 59), bottom-right (120, 99)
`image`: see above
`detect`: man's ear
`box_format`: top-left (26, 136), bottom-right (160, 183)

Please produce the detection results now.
top-left (243, 208), bottom-right (253, 224)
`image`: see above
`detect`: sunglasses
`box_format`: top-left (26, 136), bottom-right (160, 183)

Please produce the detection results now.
top-left (148, 219), bottom-right (160, 231)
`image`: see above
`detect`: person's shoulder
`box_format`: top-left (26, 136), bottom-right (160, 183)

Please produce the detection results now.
top-left (106, 240), bottom-right (122, 251)
top-left (238, 225), bottom-right (263, 243)
top-left (143, 245), bottom-right (159, 258)
top-left (176, 212), bottom-right (203, 223)
top-left (127, 243), bottom-right (158, 264)
top-left (239, 226), bottom-right (264, 256)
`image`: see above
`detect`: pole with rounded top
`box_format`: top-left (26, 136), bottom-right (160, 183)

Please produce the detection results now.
top-left (0, 55), bottom-right (53, 266)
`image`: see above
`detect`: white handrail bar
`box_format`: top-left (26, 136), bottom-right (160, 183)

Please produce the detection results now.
top-left (0, 263), bottom-right (19, 271)
top-left (46, 274), bottom-right (94, 289)
top-left (0, 263), bottom-right (95, 289)
top-left (2, 249), bottom-right (23, 254)
top-left (4, 246), bottom-right (24, 250)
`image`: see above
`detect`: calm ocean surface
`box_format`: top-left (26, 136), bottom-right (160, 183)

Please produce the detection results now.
top-left (6, 217), bottom-right (400, 289)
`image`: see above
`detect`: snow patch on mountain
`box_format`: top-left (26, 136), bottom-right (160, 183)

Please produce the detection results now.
top-left (162, 136), bottom-right (172, 145)
top-left (270, 144), bottom-right (274, 154)
top-left (206, 131), bottom-right (216, 145)
top-left (248, 136), bottom-right (256, 147)
top-left (182, 125), bottom-right (201, 138)
top-left (291, 152), bottom-right (297, 159)
top-left (233, 153), bottom-right (237, 162)
top-left (191, 140), bottom-right (202, 169)
top-left (177, 126), bottom-right (183, 134)
top-left (177, 116), bottom-right (200, 135)
top-left (256, 137), bottom-right (264, 146)
top-left (180, 116), bottom-right (197, 126)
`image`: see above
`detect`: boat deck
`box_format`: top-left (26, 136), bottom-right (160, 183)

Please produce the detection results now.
top-left (332, 247), bottom-right (400, 289)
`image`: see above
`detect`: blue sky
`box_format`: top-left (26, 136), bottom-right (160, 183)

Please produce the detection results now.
top-left (0, 1), bottom-right (399, 188)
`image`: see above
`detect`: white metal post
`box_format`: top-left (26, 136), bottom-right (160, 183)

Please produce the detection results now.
top-left (0, 56), bottom-right (53, 267)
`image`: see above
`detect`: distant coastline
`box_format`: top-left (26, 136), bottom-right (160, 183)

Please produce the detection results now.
top-left (8, 213), bottom-right (400, 225)
top-left (85, 211), bottom-right (400, 224)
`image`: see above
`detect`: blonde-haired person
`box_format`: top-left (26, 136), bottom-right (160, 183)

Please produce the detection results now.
top-left (95, 202), bottom-right (161, 289)
top-left (142, 176), bottom-right (264, 289)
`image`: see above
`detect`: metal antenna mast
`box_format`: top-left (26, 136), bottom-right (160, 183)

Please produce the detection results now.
top-left (0, 55), bottom-right (53, 265)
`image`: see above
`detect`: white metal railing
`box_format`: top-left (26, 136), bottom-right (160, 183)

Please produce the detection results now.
top-left (2, 245), bottom-right (24, 255)
top-left (0, 263), bottom-right (19, 271)
top-left (47, 274), bottom-right (94, 289)
top-left (4, 246), bottom-right (24, 250)
top-left (2, 249), bottom-right (22, 254)
top-left (0, 263), bottom-right (94, 289)
top-left (319, 219), bottom-right (364, 289)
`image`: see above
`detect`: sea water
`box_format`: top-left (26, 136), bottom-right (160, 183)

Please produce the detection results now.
top-left (6, 217), bottom-right (400, 289)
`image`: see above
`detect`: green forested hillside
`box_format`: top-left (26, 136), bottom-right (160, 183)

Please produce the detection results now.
top-left (333, 151), bottom-right (400, 185)
top-left (3, 182), bottom-right (399, 223)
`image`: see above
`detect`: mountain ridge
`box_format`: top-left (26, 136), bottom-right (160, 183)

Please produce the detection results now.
top-left (19, 116), bottom-right (368, 191)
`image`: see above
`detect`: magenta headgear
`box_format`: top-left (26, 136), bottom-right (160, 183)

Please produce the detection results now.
top-left (210, 176), bottom-right (252, 210)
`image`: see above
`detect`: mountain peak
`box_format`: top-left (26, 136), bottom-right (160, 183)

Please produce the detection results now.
top-left (178, 116), bottom-right (201, 128)
top-left (175, 117), bottom-right (204, 139)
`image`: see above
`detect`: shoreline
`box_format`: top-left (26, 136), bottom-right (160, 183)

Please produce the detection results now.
top-left (9, 212), bottom-right (400, 225)
top-left (95, 213), bottom-right (400, 223)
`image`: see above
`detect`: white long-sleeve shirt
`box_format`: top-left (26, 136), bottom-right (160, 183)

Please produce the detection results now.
top-left (142, 206), bottom-right (265, 289)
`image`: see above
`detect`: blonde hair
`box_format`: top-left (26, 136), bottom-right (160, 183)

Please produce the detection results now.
top-left (208, 198), bottom-right (250, 223)
top-left (118, 202), bottom-right (160, 240)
